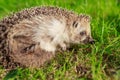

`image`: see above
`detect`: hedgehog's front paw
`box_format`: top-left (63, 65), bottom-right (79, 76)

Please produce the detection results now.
top-left (60, 43), bottom-right (67, 51)
top-left (61, 45), bottom-right (67, 51)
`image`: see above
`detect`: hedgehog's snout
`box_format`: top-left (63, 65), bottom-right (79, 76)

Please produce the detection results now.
top-left (83, 36), bottom-right (95, 44)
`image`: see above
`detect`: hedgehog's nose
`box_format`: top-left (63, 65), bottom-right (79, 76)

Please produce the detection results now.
top-left (89, 39), bottom-right (95, 44)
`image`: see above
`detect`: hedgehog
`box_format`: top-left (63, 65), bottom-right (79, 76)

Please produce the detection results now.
top-left (0, 6), bottom-right (94, 68)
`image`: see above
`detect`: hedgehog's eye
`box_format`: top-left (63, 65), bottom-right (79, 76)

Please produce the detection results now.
top-left (72, 21), bottom-right (78, 28)
top-left (80, 31), bottom-right (86, 36)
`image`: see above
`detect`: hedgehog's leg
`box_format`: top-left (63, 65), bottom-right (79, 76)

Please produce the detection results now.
top-left (57, 42), bottom-right (70, 51)
top-left (12, 34), bottom-right (36, 54)
top-left (9, 38), bottom-right (55, 67)
top-left (8, 29), bottom-right (36, 56)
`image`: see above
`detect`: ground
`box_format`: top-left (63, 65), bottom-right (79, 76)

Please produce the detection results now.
top-left (0, 0), bottom-right (120, 80)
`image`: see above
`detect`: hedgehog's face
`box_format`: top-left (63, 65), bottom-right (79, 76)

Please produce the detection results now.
top-left (70, 15), bottom-right (95, 44)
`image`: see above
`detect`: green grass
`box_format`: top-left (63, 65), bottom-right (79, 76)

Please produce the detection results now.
top-left (0, 0), bottom-right (120, 80)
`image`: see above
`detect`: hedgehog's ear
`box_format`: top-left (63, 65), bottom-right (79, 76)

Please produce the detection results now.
top-left (84, 15), bottom-right (91, 22)
top-left (72, 21), bottom-right (78, 28)
top-left (79, 14), bottom-right (91, 22)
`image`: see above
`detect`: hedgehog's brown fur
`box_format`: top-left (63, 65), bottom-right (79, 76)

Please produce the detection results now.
top-left (0, 6), bottom-right (78, 69)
